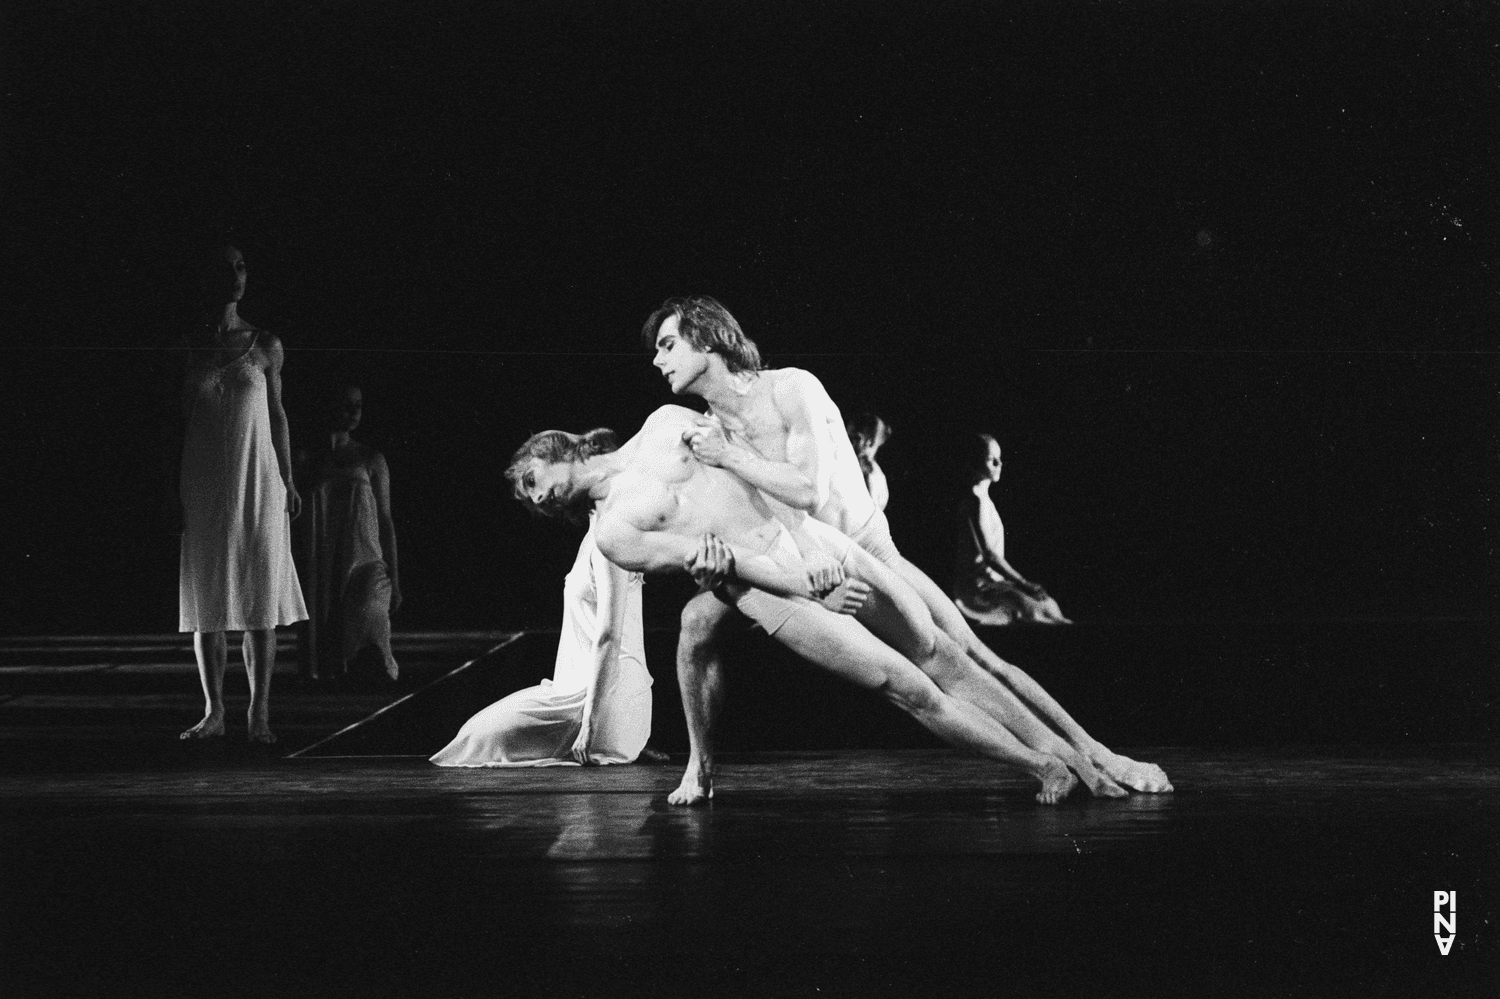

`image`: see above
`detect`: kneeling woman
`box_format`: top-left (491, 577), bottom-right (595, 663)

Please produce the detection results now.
top-left (431, 430), bottom-right (652, 767)
top-left (952, 434), bottom-right (1070, 626)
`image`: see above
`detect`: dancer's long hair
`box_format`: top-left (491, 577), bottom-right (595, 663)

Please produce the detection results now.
top-left (505, 428), bottom-right (620, 525)
top-left (641, 296), bottom-right (763, 374)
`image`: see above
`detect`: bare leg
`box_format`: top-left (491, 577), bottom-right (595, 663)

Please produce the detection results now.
top-left (181, 630), bottom-right (227, 739)
top-left (771, 604), bottom-right (1077, 804)
top-left (839, 547), bottom-right (1126, 798)
top-left (668, 591), bottom-right (739, 806)
top-left (887, 554), bottom-right (1172, 793)
top-left (243, 629), bottom-right (278, 744)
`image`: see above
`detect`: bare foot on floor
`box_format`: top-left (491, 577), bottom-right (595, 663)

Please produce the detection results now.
top-left (180, 713), bottom-right (225, 740)
top-left (247, 717), bottom-right (278, 744)
top-left (1092, 751), bottom-right (1173, 793)
top-left (1069, 755), bottom-right (1129, 798)
top-left (1035, 759), bottom-right (1078, 805)
top-left (668, 767), bottom-right (713, 806)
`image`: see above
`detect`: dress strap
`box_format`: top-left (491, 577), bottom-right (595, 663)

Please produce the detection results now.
top-left (209, 330), bottom-right (259, 370)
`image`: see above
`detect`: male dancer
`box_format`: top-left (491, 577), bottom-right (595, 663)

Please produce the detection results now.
top-left (507, 412), bottom-right (1083, 803)
top-left (643, 296), bottom-right (1172, 804)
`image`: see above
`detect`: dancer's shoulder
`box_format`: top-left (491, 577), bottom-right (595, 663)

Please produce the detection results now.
top-left (644, 403), bottom-right (702, 426)
top-left (766, 366), bottom-right (825, 394)
top-left (766, 367), bottom-right (835, 416)
top-left (254, 329), bottom-right (284, 366)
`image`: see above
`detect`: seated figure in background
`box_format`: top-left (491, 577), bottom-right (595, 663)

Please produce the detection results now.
top-left (296, 381), bottom-right (402, 682)
top-left (953, 434), bottom-right (1070, 626)
top-left (845, 412), bottom-right (892, 514)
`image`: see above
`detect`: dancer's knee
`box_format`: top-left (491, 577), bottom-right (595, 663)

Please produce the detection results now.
top-left (678, 598), bottom-right (728, 660)
top-left (877, 669), bottom-right (945, 717)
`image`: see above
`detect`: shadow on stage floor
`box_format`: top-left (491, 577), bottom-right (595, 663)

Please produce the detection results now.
top-left (0, 626), bottom-right (1495, 997)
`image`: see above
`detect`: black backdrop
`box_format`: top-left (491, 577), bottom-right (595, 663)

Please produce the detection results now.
top-left (5, 2), bottom-right (1495, 649)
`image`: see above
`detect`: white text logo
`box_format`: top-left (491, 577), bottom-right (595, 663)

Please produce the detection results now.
top-left (1434, 891), bottom-right (1456, 955)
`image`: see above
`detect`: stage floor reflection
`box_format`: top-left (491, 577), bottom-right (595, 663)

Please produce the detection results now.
top-left (2, 747), bottom-right (1494, 998)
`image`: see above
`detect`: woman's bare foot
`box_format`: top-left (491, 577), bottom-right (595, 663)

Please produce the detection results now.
top-left (247, 712), bottom-right (277, 744)
top-left (384, 656), bottom-right (400, 682)
top-left (1035, 758), bottom-right (1078, 805)
top-left (668, 765), bottom-right (713, 806)
top-left (180, 712), bottom-right (225, 740)
top-left (1090, 750), bottom-right (1173, 793)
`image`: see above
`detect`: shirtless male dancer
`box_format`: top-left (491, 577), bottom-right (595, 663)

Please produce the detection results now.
top-left (507, 412), bottom-right (1084, 803)
top-left (642, 296), bottom-right (1173, 804)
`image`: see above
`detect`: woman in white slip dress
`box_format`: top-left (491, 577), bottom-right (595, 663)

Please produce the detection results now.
top-left (296, 382), bottom-right (403, 683)
top-left (431, 500), bottom-right (652, 768)
top-left (177, 245), bottom-right (307, 743)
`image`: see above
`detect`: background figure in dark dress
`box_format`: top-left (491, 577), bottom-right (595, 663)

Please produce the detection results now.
top-left (953, 434), bottom-right (1070, 626)
top-left (845, 413), bottom-right (892, 514)
top-left (296, 382), bottom-right (402, 682)
top-left (175, 245), bottom-right (307, 743)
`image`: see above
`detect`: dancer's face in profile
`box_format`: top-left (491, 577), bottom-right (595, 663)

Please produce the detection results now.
top-left (652, 315), bottom-right (711, 395)
top-left (981, 440), bottom-right (1004, 483)
top-left (331, 387), bottom-right (363, 434)
top-left (196, 245), bottom-right (247, 307)
top-left (518, 458), bottom-right (578, 517)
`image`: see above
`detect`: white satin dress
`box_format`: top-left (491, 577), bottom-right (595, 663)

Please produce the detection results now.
top-left (178, 335), bottom-right (307, 633)
top-left (430, 518), bottom-right (651, 767)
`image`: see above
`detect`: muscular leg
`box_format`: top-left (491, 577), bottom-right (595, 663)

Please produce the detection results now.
top-left (181, 630), bottom-right (228, 739)
top-left (243, 629), bottom-right (278, 744)
top-left (885, 552), bottom-right (1172, 793)
top-left (668, 591), bottom-right (740, 806)
top-left (836, 546), bottom-right (1125, 798)
top-left (771, 602), bottom-right (1077, 804)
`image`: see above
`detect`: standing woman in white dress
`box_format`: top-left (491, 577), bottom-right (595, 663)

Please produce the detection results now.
top-left (175, 245), bottom-right (308, 743)
top-left (431, 431), bottom-right (653, 767)
top-left (296, 382), bottom-right (403, 683)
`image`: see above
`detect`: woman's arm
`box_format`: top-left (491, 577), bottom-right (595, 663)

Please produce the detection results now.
top-left (971, 495), bottom-right (1037, 587)
top-left (370, 452), bottom-right (401, 613)
top-left (262, 335), bottom-right (301, 519)
top-left (569, 543), bottom-right (633, 764)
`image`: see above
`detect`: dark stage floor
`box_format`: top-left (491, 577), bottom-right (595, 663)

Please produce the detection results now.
top-left (0, 632), bottom-right (1495, 997)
